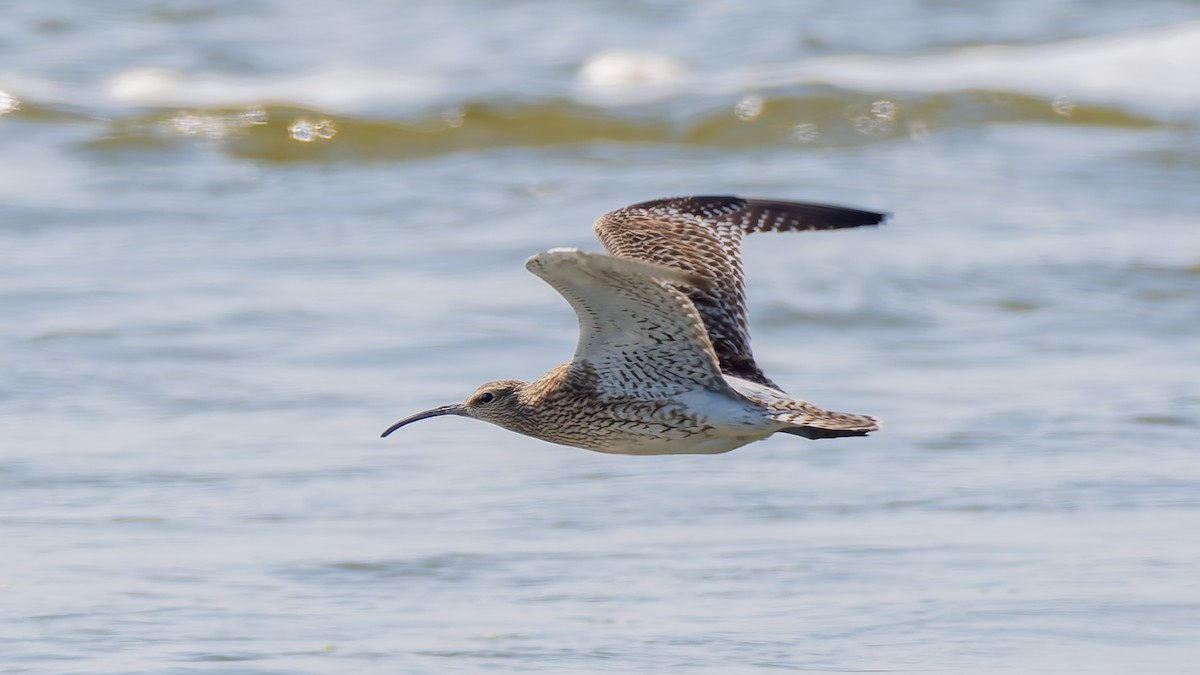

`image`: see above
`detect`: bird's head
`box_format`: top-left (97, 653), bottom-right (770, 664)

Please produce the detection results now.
top-left (380, 379), bottom-right (527, 438)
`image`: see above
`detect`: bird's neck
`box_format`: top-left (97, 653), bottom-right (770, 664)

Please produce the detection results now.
top-left (497, 362), bottom-right (600, 444)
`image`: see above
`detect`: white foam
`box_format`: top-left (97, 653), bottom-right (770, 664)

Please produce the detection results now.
top-left (576, 21), bottom-right (1200, 113)
top-left (575, 49), bottom-right (690, 105)
top-left (106, 67), bottom-right (444, 112)
top-left (577, 49), bottom-right (688, 89)
top-left (787, 21), bottom-right (1200, 110)
top-left (16, 21), bottom-right (1196, 118)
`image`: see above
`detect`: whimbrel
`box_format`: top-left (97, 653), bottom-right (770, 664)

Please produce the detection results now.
top-left (382, 196), bottom-right (886, 455)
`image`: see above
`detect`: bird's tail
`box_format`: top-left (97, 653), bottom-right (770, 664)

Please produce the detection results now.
top-left (770, 404), bottom-right (880, 440)
top-left (723, 374), bottom-right (879, 440)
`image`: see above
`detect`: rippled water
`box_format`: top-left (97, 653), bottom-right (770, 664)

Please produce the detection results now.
top-left (3, 1), bottom-right (1199, 672)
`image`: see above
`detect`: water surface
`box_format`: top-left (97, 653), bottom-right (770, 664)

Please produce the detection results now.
top-left (2, 1), bottom-right (1199, 672)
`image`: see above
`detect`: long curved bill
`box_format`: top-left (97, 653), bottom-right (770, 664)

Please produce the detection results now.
top-left (380, 403), bottom-right (467, 438)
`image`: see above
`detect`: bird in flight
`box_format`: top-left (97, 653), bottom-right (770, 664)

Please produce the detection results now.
top-left (382, 196), bottom-right (886, 455)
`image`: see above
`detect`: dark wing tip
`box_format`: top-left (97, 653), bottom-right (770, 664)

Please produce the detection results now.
top-left (614, 195), bottom-right (889, 232)
top-left (740, 197), bottom-right (889, 231)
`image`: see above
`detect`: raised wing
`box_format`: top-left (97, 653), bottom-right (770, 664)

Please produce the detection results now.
top-left (593, 196), bottom-right (887, 389)
top-left (525, 249), bottom-right (730, 398)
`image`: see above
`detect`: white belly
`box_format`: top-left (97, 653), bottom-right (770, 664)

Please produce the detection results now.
top-left (583, 430), bottom-right (770, 455)
top-left (578, 389), bottom-right (778, 456)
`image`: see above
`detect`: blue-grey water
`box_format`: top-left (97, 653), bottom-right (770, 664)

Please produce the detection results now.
top-left (3, 1), bottom-right (1199, 673)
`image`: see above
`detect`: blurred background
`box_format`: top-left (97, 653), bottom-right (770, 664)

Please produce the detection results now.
top-left (2, 1), bottom-right (1198, 672)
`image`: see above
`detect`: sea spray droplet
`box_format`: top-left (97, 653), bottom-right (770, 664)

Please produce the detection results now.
top-left (1051, 95), bottom-right (1076, 116)
top-left (171, 111), bottom-right (230, 139)
top-left (313, 119), bottom-right (337, 139)
top-left (170, 109), bottom-right (266, 139)
top-left (871, 99), bottom-right (896, 121)
top-left (289, 118), bottom-right (337, 142)
top-left (0, 90), bottom-right (20, 115)
top-left (289, 120), bottom-right (316, 142)
top-left (241, 107), bottom-right (268, 126)
top-left (847, 100), bottom-right (898, 137)
top-left (789, 123), bottom-right (819, 142)
top-left (852, 115), bottom-right (893, 137)
top-left (733, 95), bottom-right (764, 121)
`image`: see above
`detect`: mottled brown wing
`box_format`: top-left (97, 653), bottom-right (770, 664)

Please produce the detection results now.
top-left (593, 196), bottom-right (887, 389)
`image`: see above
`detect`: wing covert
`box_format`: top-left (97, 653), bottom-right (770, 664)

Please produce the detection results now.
top-left (593, 196), bottom-right (887, 388)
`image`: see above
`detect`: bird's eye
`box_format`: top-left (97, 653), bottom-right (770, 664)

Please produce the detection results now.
top-left (479, 392), bottom-right (495, 404)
